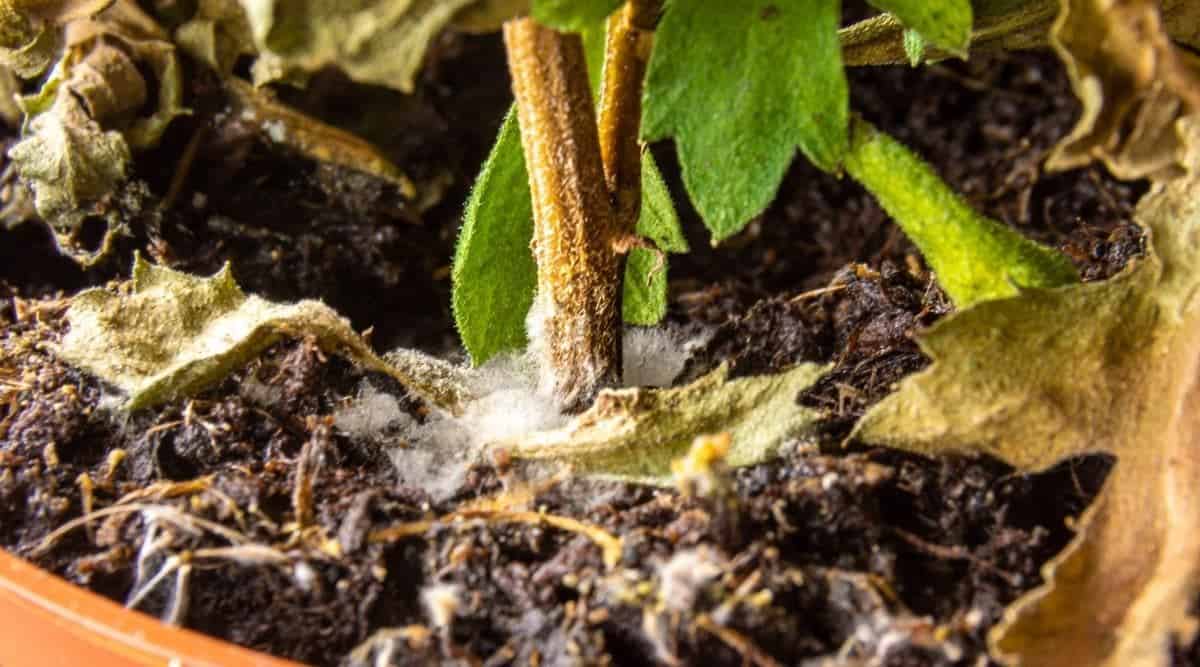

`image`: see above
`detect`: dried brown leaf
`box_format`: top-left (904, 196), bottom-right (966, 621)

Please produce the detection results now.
top-left (222, 77), bottom-right (416, 197)
top-left (173, 0), bottom-right (255, 74)
top-left (0, 0), bottom-right (111, 76)
top-left (236, 0), bottom-right (476, 93)
top-left (8, 87), bottom-right (131, 263)
top-left (6, 0), bottom-right (187, 263)
top-left (1047, 0), bottom-right (1200, 179)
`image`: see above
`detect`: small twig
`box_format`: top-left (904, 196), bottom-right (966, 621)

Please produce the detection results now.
top-left (368, 508), bottom-right (622, 570)
top-left (191, 544), bottom-right (291, 567)
top-left (115, 476), bottom-right (212, 505)
top-left (164, 563), bottom-right (191, 626)
top-left (126, 554), bottom-right (182, 611)
top-left (788, 284), bottom-right (848, 303)
top-left (76, 473), bottom-right (95, 538)
top-left (694, 614), bottom-right (785, 667)
top-left (292, 428), bottom-right (326, 529)
top-left (890, 527), bottom-right (1022, 587)
top-left (159, 124), bottom-right (205, 212)
top-left (32, 502), bottom-right (249, 555)
top-left (130, 520), bottom-right (171, 596)
top-left (222, 78), bottom-right (416, 198)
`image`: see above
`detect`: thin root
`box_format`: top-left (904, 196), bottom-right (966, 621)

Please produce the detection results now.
top-left (694, 614), bottom-right (785, 667)
top-left (368, 508), bottom-right (622, 569)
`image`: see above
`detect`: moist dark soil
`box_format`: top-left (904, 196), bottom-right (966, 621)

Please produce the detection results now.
top-left (0, 8), bottom-right (1187, 667)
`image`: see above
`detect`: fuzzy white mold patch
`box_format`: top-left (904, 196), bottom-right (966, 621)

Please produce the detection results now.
top-left (334, 383), bottom-right (414, 443)
top-left (658, 546), bottom-right (725, 613)
top-left (339, 323), bottom-right (708, 501)
top-left (621, 325), bottom-right (707, 388)
top-left (341, 353), bottom-right (566, 501)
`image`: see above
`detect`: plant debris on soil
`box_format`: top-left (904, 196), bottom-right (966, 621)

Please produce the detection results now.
top-left (2, 8), bottom-right (1192, 667)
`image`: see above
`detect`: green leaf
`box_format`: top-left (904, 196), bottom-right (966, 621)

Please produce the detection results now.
top-left (496, 362), bottom-right (829, 484)
top-left (902, 28), bottom-right (926, 65)
top-left (58, 256), bottom-right (471, 412)
top-left (452, 108), bottom-right (538, 366)
top-left (624, 153), bottom-right (688, 325)
top-left (866, 0), bottom-right (972, 53)
top-left (844, 118), bottom-right (1078, 307)
top-left (580, 14), bottom-right (606, 91)
top-left (531, 0), bottom-right (622, 31)
top-left (642, 0), bottom-right (848, 241)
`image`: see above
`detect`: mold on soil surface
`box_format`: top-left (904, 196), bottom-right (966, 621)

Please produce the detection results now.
top-left (0, 12), bottom-right (1183, 667)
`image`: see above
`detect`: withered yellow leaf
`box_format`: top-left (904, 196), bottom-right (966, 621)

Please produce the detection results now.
top-left (9, 87), bottom-right (132, 265)
top-left (1047, 0), bottom-right (1200, 180)
top-left (6, 0), bottom-right (187, 264)
top-left (174, 0), bottom-right (257, 74)
top-left (853, 119), bottom-right (1200, 667)
top-left (495, 363), bottom-right (829, 484)
top-left (58, 257), bottom-right (469, 412)
top-left (236, 0), bottom-right (476, 93)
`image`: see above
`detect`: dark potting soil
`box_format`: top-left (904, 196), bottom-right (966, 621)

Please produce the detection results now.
top-left (0, 14), bottom-right (1182, 667)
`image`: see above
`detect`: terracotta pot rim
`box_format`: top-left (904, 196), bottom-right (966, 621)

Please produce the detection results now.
top-left (0, 547), bottom-right (301, 666)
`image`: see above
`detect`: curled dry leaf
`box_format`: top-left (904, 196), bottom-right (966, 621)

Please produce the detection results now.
top-left (57, 257), bottom-right (469, 412)
top-left (0, 0), bottom-right (111, 76)
top-left (236, 0), bottom-right (476, 93)
top-left (8, 84), bottom-right (131, 262)
top-left (6, 0), bottom-right (187, 264)
top-left (451, 0), bottom-right (528, 33)
top-left (495, 362), bottom-right (829, 484)
top-left (173, 0), bottom-right (256, 74)
top-left (1047, 0), bottom-right (1200, 179)
top-left (852, 119), bottom-right (1200, 666)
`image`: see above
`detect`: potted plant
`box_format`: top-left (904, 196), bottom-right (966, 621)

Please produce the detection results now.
top-left (0, 0), bottom-right (1197, 665)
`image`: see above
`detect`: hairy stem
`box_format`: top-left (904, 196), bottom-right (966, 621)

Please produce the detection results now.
top-left (504, 18), bottom-right (622, 411)
top-left (597, 0), bottom-right (661, 233)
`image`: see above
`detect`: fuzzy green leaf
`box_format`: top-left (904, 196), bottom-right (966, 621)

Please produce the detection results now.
top-left (497, 362), bottom-right (829, 484)
top-left (452, 109), bottom-right (538, 366)
top-left (902, 28), bottom-right (926, 65)
top-left (866, 0), bottom-right (972, 53)
top-left (624, 153), bottom-right (689, 325)
top-left (642, 0), bottom-right (847, 241)
top-left (844, 118), bottom-right (1078, 307)
top-left (531, 0), bottom-right (622, 31)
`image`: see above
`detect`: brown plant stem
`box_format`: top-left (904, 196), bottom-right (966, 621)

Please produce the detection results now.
top-left (598, 0), bottom-right (661, 234)
top-left (503, 18), bottom-right (623, 411)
